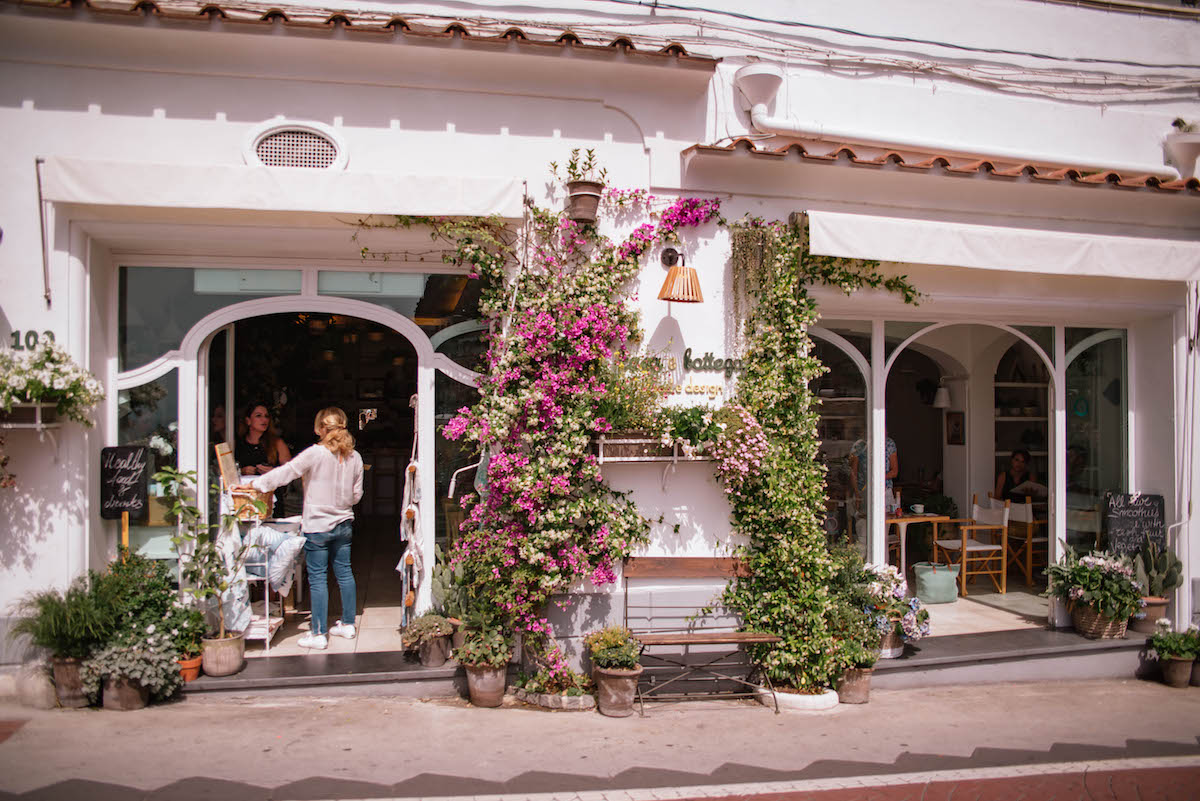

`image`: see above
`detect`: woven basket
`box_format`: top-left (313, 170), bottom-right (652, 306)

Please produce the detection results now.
top-left (1070, 603), bottom-right (1127, 639)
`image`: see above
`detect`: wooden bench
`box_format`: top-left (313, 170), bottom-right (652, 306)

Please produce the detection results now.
top-left (623, 556), bottom-right (782, 714)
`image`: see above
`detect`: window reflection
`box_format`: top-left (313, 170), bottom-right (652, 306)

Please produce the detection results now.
top-left (117, 370), bottom-right (179, 562)
top-left (1065, 330), bottom-right (1126, 550)
top-left (119, 267), bottom-right (301, 371)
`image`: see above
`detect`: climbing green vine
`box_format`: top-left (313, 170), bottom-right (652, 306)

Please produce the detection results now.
top-left (724, 214), bottom-right (919, 690)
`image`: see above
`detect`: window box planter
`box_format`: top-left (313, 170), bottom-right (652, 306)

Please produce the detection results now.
top-left (593, 433), bottom-right (712, 464)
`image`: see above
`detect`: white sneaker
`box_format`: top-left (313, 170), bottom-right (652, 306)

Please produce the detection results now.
top-left (329, 620), bottom-right (356, 640)
top-left (298, 632), bottom-right (328, 650)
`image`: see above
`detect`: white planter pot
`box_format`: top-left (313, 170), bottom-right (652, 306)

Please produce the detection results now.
top-left (756, 687), bottom-right (839, 712)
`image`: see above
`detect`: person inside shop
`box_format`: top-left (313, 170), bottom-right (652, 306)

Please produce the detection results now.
top-left (235, 402), bottom-right (292, 476)
top-left (994, 448), bottom-right (1038, 502)
top-left (242, 407), bottom-right (364, 650)
top-left (848, 432), bottom-right (900, 529)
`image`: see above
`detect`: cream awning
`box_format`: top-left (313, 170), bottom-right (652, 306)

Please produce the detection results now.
top-left (808, 210), bottom-right (1200, 282)
top-left (40, 156), bottom-right (526, 218)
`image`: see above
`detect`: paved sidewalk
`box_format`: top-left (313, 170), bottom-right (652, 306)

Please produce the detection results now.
top-left (0, 679), bottom-right (1198, 800)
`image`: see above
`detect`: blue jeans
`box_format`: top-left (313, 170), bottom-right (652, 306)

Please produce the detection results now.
top-left (304, 519), bottom-right (356, 636)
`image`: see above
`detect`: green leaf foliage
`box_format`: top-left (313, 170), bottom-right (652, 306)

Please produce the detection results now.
top-left (722, 216), bottom-right (918, 689)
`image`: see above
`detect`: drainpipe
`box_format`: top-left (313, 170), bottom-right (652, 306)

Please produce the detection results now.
top-left (732, 63), bottom-right (1180, 180)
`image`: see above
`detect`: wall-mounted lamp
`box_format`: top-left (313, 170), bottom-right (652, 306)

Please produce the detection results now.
top-left (932, 378), bottom-right (951, 409)
top-left (657, 247), bottom-right (703, 303)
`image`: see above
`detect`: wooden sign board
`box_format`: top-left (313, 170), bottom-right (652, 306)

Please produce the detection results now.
top-left (100, 445), bottom-right (149, 520)
top-left (214, 442), bottom-right (239, 490)
top-left (1103, 492), bottom-right (1166, 556)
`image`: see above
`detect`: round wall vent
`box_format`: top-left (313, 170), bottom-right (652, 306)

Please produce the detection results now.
top-left (243, 120), bottom-right (349, 170)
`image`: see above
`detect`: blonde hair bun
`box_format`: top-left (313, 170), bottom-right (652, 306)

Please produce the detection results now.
top-left (314, 407), bottom-right (355, 458)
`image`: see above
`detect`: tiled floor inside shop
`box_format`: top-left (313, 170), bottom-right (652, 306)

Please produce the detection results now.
top-left (923, 581), bottom-right (1049, 637)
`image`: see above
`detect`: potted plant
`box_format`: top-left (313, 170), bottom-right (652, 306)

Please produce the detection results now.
top-left (8, 576), bottom-right (114, 708)
top-left (863, 563), bottom-right (930, 657)
top-left (156, 467), bottom-right (251, 677)
top-left (402, 613), bottom-right (455, 667)
top-left (0, 339), bottom-right (105, 428)
top-left (1149, 619), bottom-right (1197, 688)
top-left (80, 631), bottom-right (183, 710)
top-left (513, 645), bottom-right (594, 710)
top-left (430, 545), bottom-right (467, 648)
top-left (1044, 548), bottom-right (1141, 639)
top-left (456, 627), bottom-right (511, 707)
top-left (584, 625), bottom-right (643, 717)
top-left (552, 148), bottom-right (608, 223)
top-left (164, 604), bottom-right (208, 682)
top-left (826, 548), bottom-right (881, 703)
top-left (1131, 542), bottom-right (1183, 633)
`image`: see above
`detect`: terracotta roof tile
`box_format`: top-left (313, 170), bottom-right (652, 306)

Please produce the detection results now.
top-left (684, 138), bottom-right (1200, 195)
top-left (12, 0), bottom-right (717, 66)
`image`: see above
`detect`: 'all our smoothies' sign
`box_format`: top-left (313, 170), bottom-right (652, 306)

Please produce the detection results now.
top-left (100, 446), bottom-right (149, 520)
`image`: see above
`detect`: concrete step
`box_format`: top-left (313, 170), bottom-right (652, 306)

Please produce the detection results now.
top-left (873, 627), bottom-right (1150, 689)
top-left (183, 628), bottom-right (1153, 698)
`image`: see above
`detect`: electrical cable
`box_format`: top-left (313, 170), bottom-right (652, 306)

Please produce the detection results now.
top-left (583, 0), bottom-right (1200, 70)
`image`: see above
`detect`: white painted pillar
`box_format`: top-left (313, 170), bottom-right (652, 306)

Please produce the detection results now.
top-left (416, 359), bottom-right (437, 612)
top-left (1049, 325), bottom-right (1068, 626)
top-left (869, 319), bottom-right (886, 566)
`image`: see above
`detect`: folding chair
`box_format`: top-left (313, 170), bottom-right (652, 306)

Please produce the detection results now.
top-left (995, 494), bottom-right (1046, 585)
top-left (933, 494), bottom-right (1009, 596)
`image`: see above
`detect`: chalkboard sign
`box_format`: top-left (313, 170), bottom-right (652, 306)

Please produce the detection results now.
top-left (100, 446), bottom-right (149, 520)
top-left (1103, 492), bottom-right (1166, 556)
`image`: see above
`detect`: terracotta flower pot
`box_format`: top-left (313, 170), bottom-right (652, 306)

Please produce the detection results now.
top-left (177, 655), bottom-right (202, 683)
top-left (1130, 596), bottom-right (1168, 634)
top-left (836, 667), bottom-right (873, 704)
top-left (565, 180), bottom-right (604, 223)
top-left (102, 677), bottom-right (149, 711)
top-left (418, 636), bottom-right (451, 668)
top-left (465, 664), bottom-right (507, 707)
top-left (1161, 657), bottom-right (1194, 689)
top-left (592, 665), bottom-right (643, 718)
top-left (201, 632), bottom-right (245, 677)
top-left (51, 657), bottom-right (88, 708)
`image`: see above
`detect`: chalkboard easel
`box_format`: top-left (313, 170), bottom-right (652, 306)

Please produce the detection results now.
top-left (100, 445), bottom-right (150, 554)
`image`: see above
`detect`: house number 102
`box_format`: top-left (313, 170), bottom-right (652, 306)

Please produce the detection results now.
top-left (9, 330), bottom-right (56, 350)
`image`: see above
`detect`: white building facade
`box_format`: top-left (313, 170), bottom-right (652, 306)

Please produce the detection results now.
top-left (1, 0), bottom-right (1198, 663)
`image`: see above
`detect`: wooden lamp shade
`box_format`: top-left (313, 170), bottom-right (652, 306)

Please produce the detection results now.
top-left (657, 258), bottom-right (703, 303)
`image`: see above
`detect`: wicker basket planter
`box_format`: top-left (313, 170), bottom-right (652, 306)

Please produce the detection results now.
top-left (1070, 603), bottom-right (1127, 639)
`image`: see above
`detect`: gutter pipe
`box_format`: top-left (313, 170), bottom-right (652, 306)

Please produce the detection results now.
top-left (732, 63), bottom-right (1180, 180)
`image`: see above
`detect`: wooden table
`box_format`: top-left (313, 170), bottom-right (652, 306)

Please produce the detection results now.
top-left (887, 513), bottom-right (951, 575)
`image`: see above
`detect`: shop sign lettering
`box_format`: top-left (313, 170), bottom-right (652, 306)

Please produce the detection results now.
top-left (682, 348), bottom-right (743, 378)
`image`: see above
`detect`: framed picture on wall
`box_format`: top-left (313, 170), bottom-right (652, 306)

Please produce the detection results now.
top-left (946, 411), bottom-right (965, 446)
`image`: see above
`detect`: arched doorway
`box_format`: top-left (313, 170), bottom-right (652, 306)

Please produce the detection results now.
top-left (883, 322), bottom-right (1057, 635)
top-left (114, 292), bottom-right (483, 656)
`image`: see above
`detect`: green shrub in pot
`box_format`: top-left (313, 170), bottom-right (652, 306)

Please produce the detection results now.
top-left (583, 625), bottom-right (641, 670)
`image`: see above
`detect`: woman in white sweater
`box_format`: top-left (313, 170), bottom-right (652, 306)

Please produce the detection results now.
top-left (248, 407), bottom-right (364, 650)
